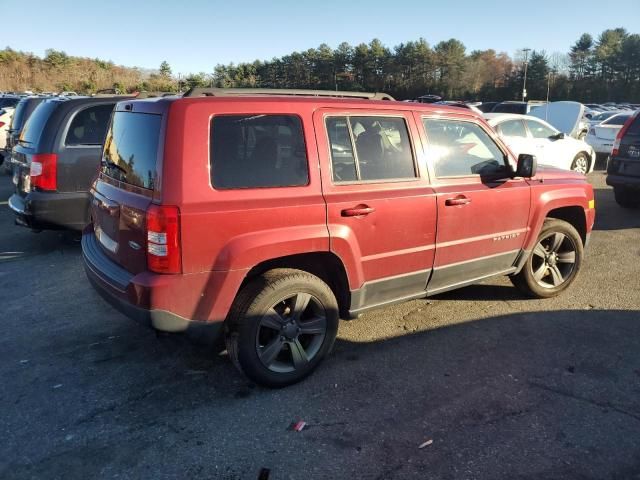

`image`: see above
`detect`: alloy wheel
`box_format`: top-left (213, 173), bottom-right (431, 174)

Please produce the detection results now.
top-left (255, 292), bottom-right (327, 373)
top-left (530, 231), bottom-right (578, 289)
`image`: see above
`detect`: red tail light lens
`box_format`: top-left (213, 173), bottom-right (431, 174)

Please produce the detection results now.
top-left (612, 112), bottom-right (638, 157)
top-left (0, 122), bottom-right (5, 128)
top-left (30, 153), bottom-right (57, 191)
top-left (146, 204), bottom-right (181, 274)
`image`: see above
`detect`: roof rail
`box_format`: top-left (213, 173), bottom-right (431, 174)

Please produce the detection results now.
top-left (134, 91), bottom-right (178, 99)
top-left (183, 87), bottom-right (394, 101)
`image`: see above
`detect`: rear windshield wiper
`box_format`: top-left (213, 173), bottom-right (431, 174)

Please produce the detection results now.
top-left (101, 158), bottom-right (127, 174)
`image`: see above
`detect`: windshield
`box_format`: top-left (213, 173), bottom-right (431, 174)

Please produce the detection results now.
top-left (604, 114), bottom-right (632, 126)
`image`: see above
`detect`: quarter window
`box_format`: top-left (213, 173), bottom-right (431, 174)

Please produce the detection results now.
top-left (65, 105), bottom-right (114, 145)
top-left (210, 115), bottom-right (309, 189)
top-left (326, 116), bottom-right (416, 182)
top-left (423, 118), bottom-right (507, 177)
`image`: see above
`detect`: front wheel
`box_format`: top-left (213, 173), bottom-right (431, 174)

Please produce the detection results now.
top-left (571, 152), bottom-right (589, 175)
top-left (511, 219), bottom-right (583, 298)
top-left (225, 269), bottom-right (339, 388)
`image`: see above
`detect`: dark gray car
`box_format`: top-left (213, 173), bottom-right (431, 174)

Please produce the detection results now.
top-left (8, 96), bottom-right (132, 231)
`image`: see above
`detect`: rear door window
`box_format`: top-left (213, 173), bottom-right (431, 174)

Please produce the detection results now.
top-left (65, 104), bottom-right (114, 146)
top-left (101, 111), bottom-right (161, 190)
top-left (497, 119), bottom-right (527, 138)
top-left (325, 115), bottom-right (416, 182)
top-left (524, 119), bottom-right (556, 139)
top-left (423, 118), bottom-right (508, 177)
top-left (210, 114), bottom-right (308, 189)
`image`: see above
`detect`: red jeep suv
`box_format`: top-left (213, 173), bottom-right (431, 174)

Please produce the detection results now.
top-left (82, 88), bottom-right (595, 387)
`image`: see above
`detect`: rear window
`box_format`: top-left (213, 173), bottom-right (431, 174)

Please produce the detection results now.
top-left (210, 114), bottom-right (308, 189)
top-left (19, 101), bottom-right (58, 146)
top-left (604, 115), bottom-right (632, 126)
top-left (101, 111), bottom-right (161, 190)
top-left (65, 104), bottom-right (114, 146)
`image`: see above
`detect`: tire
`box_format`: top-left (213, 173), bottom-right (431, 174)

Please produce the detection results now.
top-left (570, 152), bottom-right (589, 175)
top-left (225, 268), bottom-right (339, 388)
top-left (613, 187), bottom-right (640, 208)
top-left (511, 219), bottom-right (583, 298)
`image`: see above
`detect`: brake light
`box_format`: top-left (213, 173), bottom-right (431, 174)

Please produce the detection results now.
top-left (146, 204), bottom-right (181, 274)
top-left (612, 112), bottom-right (638, 157)
top-left (30, 153), bottom-right (57, 191)
top-left (0, 122), bottom-right (5, 128)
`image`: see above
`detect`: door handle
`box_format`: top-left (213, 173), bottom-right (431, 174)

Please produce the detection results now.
top-left (341, 205), bottom-right (375, 217)
top-left (444, 196), bottom-right (471, 206)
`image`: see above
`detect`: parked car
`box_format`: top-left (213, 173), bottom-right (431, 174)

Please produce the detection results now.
top-left (82, 88), bottom-right (595, 387)
top-left (476, 101), bottom-right (500, 113)
top-left (491, 101), bottom-right (546, 115)
top-left (485, 113), bottom-right (595, 174)
top-left (586, 111), bottom-right (619, 125)
top-left (8, 95), bottom-right (131, 231)
top-left (606, 111), bottom-right (640, 207)
top-left (0, 96), bottom-right (20, 110)
top-left (585, 112), bottom-right (634, 162)
top-left (434, 101), bottom-right (482, 114)
top-left (0, 107), bottom-right (16, 164)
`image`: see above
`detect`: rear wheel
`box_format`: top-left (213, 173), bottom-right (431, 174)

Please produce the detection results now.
top-left (614, 187), bottom-right (640, 208)
top-left (225, 269), bottom-right (339, 388)
top-left (570, 152), bottom-right (589, 175)
top-left (511, 219), bottom-right (583, 298)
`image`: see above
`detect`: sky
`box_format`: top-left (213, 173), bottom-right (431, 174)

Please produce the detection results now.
top-left (2, 0), bottom-right (639, 74)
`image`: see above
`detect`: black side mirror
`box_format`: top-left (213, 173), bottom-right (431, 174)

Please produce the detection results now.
top-left (550, 132), bottom-right (565, 140)
top-left (515, 154), bottom-right (537, 178)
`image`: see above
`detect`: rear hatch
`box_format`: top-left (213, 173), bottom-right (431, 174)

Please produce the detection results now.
top-left (12, 100), bottom-right (59, 197)
top-left (609, 113), bottom-right (640, 178)
top-left (90, 107), bottom-right (163, 274)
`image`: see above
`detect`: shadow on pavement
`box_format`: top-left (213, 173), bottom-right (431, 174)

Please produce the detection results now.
top-left (3, 308), bottom-right (640, 479)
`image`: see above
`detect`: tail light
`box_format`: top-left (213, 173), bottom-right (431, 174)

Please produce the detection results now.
top-left (612, 112), bottom-right (638, 157)
top-left (30, 153), bottom-right (57, 191)
top-left (146, 204), bottom-right (181, 274)
top-left (0, 122), bottom-right (5, 128)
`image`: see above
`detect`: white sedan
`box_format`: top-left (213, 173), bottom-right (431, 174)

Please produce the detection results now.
top-left (585, 112), bottom-right (634, 158)
top-left (484, 113), bottom-right (595, 174)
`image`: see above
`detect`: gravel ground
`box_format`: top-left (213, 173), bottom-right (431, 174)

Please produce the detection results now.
top-left (0, 170), bottom-right (639, 480)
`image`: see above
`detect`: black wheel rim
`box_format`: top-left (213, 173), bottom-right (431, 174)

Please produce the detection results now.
top-left (530, 231), bottom-right (578, 289)
top-left (255, 292), bottom-right (327, 373)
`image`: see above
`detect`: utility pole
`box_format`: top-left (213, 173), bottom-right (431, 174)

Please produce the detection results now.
top-left (522, 48), bottom-right (531, 102)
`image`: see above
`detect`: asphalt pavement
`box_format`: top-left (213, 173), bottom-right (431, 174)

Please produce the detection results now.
top-left (0, 170), bottom-right (639, 480)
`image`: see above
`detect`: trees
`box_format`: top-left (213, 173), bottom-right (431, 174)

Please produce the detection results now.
top-left (0, 28), bottom-right (638, 101)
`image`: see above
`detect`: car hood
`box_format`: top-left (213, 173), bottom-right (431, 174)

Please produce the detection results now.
top-left (528, 101), bottom-right (585, 137)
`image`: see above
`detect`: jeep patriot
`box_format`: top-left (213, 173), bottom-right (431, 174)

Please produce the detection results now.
top-left (82, 88), bottom-right (595, 387)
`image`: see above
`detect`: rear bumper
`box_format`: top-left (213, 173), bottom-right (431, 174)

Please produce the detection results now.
top-left (8, 190), bottom-right (90, 231)
top-left (82, 230), bottom-right (244, 338)
top-left (606, 174), bottom-right (640, 189)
